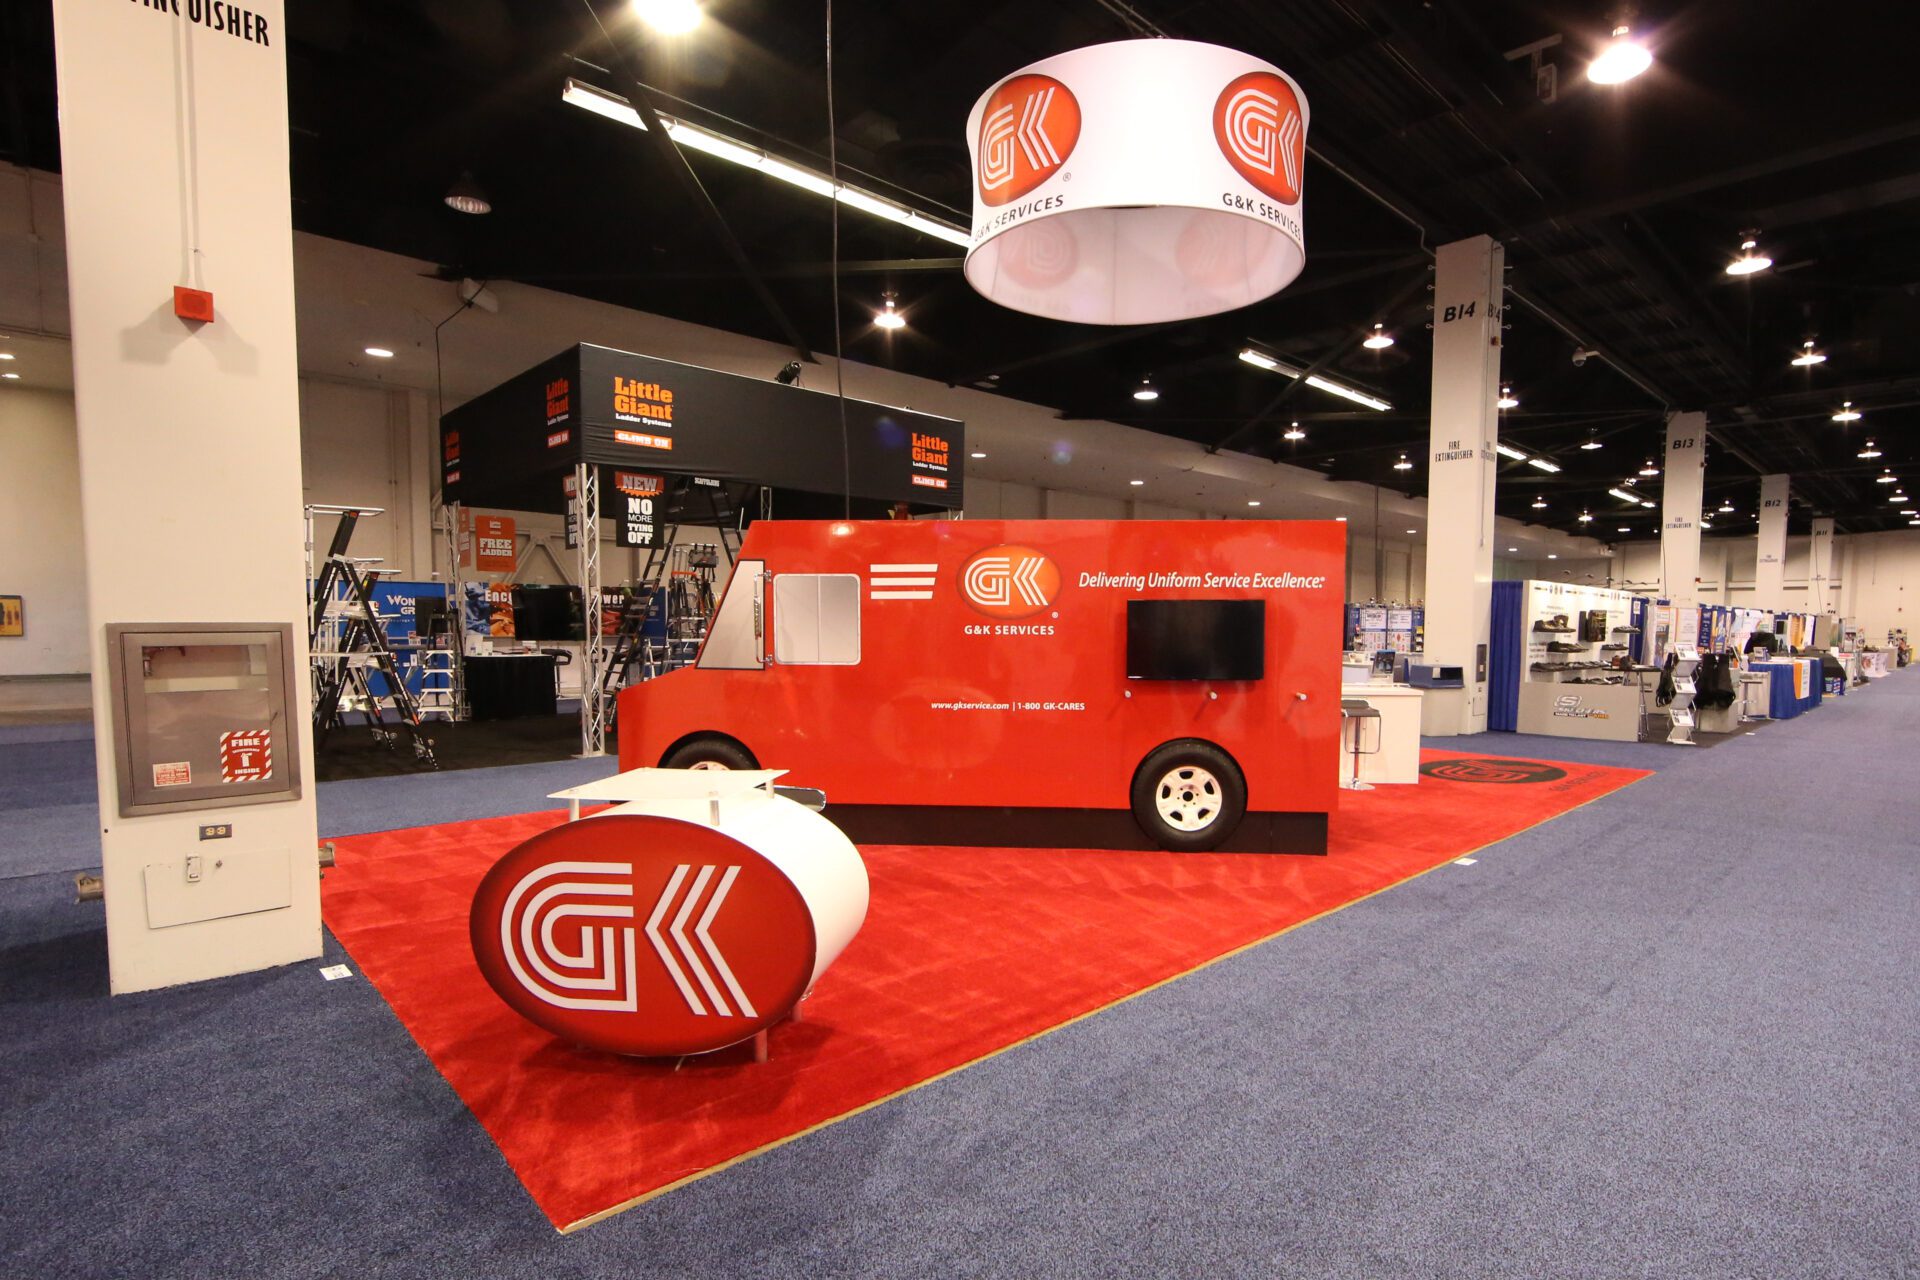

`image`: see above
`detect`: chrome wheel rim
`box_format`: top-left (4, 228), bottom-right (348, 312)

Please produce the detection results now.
top-left (1154, 765), bottom-right (1221, 832)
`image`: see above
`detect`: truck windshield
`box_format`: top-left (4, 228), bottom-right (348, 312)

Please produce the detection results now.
top-left (696, 559), bottom-right (765, 670)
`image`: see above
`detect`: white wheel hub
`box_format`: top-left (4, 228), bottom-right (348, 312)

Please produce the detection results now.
top-left (1154, 764), bottom-right (1222, 832)
top-left (687, 760), bottom-right (729, 771)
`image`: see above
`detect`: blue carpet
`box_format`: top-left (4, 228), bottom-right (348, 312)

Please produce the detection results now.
top-left (0, 674), bottom-right (1915, 1276)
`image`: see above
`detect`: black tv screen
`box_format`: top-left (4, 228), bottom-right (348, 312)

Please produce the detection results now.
top-left (1126, 600), bottom-right (1265, 680)
top-left (512, 585), bottom-right (583, 641)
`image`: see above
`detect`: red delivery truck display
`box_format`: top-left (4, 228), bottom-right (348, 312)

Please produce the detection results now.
top-left (617, 519), bottom-right (1345, 853)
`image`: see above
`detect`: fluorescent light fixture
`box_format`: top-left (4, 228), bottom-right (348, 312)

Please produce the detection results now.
top-left (1608, 488), bottom-right (1641, 503)
top-left (364, 346), bottom-right (395, 359)
top-left (631, 0), bottom-right (703, 36)
top-left (969, 451), bottom-right (986, 459)
top-left (1362, 324), bottom-right (1394, 350)
top-left (1497, 387), bottom-right (1519, 409)
top-left (562, 78), bottom-right (969, 246)
top-left (1247, 500), bottom-right (1262, 507)
top-left (1507, 547), bottom-right (1518, 553)
top-left (1725, 236), bottom-right (1771, 277)
top-left (1237, 347), bottom-right (1392, 410)
top-left (1336, 516), bottom-right (1347, 522)
top-left (1130, 479), bottom-right (1146, 486)
top-left (1700, 519), bottom-right (1712, 529)
top-left (0, 353), bottom-right (14, 360)
top-left (1617, 526), bottom-right (1630, 532)
top-left (1641, 500), bottom-right (1656, 508)
top-left (1406, 528), bottom-right (1418, 535)
top-left (1527, 457), bottom-right (1562, 473)
top-left (1790, 340), bottom-right (1827, 367)
top-left (0, 372), bottom-right (18, 380)
top-left (1495, 443), bottom-right (1529, 461)
top-left (1547, 553), bottom-right (1559, 560)
top-left (1588, 25), bottom-right (1652, 84)
top-left (1832, 401), bottom-right (1861, 422)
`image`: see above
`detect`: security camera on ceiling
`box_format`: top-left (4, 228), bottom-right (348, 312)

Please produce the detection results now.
top-left (1571, 347), bottom-right (1599, 367)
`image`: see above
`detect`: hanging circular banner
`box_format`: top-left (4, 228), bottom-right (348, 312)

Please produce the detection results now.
top-left (964, 39), bottom-right (1310, 325)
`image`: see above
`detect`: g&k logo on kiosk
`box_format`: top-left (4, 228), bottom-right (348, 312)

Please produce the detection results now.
top-left (977, 74), bottom-right (1081, 206)
top-left (960, 544), bottom-right (1060, 620)
top-left (1214, 71), bottom-right (1306, 204)
top-left (469, 815), bottom-right (818, 1057)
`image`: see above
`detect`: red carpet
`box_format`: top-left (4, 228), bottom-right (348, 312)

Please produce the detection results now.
top-left (322, 749), bottom-right (1645, 1230)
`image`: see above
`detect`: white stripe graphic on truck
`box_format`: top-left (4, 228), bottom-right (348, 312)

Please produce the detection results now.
top-left (869, 563), bottom-right (936, 600)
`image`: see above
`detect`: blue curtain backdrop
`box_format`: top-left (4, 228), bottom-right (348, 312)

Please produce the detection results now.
top-left (1489, 580), bottom-right (1524, 732)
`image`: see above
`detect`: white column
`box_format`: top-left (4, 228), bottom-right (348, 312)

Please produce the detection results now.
top-left (1421, 235), bottom-right (1503, 736)
top-left (1807, 517), bottom-right (1837, 615)
top-left (1659, 412), bottom-right (1707, 612)
top-left (1754, 474), bottom-right (1789, 607)
top-left (53, 0), bottom-right (318, 993)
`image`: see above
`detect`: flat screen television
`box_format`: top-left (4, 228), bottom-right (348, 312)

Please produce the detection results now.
top-left (512, 585), bottom-right (583, 641)
top-left (1126, 599), bottom-right (1265, 681)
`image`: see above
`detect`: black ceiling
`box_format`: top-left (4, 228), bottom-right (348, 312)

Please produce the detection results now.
top-left (8, 0), bottom-right (1920, 537)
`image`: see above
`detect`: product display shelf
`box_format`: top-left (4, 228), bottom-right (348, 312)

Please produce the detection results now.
top-left (1515, 581), bottom-right (1652, 742)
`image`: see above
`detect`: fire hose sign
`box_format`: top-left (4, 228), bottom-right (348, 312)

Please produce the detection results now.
top-left (469, 815), bottom-right (819, 1056)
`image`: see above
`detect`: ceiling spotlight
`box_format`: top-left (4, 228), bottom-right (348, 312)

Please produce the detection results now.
top-left (1282, 421), bottom-right (1306, 441)
top-left (1877, 470), bottom-right (1898, 483)
top-left (1718, 502), bottom-right (1735, 513)
top-left (1639, 459), bottom-right (1660, 476)
top-left (969, 451), bottom-right (986, 459)
top-left (1580, 430), bottom-right (1603, 450)
top-left (364, 346), bottom-right (395, 359)
top-left (1724, 233), bottom-right (1772, 277)
top-left (1790, 339), bottom-right (1827, 368)
top-left (1495, 442), bottom-right (1529, 461)
top-left (1336, 516), bottom-right (1347, 522)
top-left (1859, 441), bottom-right (1882, 459)
top-left (0, 371), bottom-right (18, 380)
top-left (1497, 386), bottom-right (1519, 409)
top-left (443, 171), bottom-right (491, 215)
top-left (1700, 519), bottom-right (1713, 530)
top-left (1531, 498), bottom-right (1548, 509)
top-left (1393, 453), bottom-right (1414, 471)
top-left (0, 352), bottom-right (13, 360)
top-left (1587, 24), bottom-right (1653, 84)
top-left (1130, 479), bottom-right (1146, 486)
top-left (1507, 546), bottom-right (1518, 553)
top-left (1362, 323), bottom-right (1394, 350)
top-left (1547, 553), bottom-right (1559, 560)
top-left (631, 0), bottom-right (704, 35)
top-left (1527, 457), bottom-right (1562, 473)
top-left (1407, 528), bottom-right (1418, 535)
top-left (1616, 526), bottom-right (1630, 533)
top-left (1903, 509), bottom-right (1918, 516)
top-left (1248, 500), bottom-right (1262, 507)
top-left (1832, 401), bottom-right (1861, 422)
top-left (874, 293), bottom-right (906, 331)
top-left (1578, 510), bottom-right (1594, 523)
top-left (1132, 377), bottom-right (1160, 402)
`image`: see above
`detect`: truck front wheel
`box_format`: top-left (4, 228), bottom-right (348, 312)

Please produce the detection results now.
top-left (662, 736), bottom-right (759, 771)
top-left (1130, 741), bottom-right (1246, 852)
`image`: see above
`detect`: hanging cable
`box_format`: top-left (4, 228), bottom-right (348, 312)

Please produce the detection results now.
top-left (826, 0), bottom-right (851, 518)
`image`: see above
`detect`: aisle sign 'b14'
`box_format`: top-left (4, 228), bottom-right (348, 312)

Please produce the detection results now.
top-left (965, 39), bottom-right (1309, 325)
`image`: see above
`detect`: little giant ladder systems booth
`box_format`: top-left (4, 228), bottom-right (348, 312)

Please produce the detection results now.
top-left (440, 343), bottom-right (966, 756)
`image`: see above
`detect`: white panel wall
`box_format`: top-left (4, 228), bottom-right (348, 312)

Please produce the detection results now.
top-left (0, 387), bottom-right (88, 674)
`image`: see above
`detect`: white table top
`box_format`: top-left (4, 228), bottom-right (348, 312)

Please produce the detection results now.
top-left (548, 768), bottom-right (788, 804)
top-left (1339, 684), bottom-right (1425, 699)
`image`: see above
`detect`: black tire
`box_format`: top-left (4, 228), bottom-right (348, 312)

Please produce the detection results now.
top-left (1130, 740), bottom-right (1247, 852)
top-left (661, 735), bottom-right (759, 771)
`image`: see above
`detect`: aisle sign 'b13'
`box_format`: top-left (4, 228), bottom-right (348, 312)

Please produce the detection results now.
top-left (965, 40), bottom-right (1309, 325)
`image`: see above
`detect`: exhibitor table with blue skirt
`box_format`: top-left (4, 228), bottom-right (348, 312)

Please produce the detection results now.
top-left (1752, 658), bottom-right (1823, 719)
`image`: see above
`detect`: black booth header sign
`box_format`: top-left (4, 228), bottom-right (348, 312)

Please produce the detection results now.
top-left (440, 343), bottom-right (965, 516)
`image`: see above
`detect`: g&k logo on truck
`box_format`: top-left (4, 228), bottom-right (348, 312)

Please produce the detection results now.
top-left (960, 545), bottom-right (1060, 621)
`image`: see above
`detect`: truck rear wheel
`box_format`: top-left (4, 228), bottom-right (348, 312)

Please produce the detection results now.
top-left (1131, 741), bottom-right (1246, 852)
top-left (662, 736), bottom-right (759, 771)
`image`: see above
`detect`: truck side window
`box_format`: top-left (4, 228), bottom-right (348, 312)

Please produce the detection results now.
top-left (696, 559), bottom-right (765, 670)
top-left (772, 574), bottom-right (861, 666)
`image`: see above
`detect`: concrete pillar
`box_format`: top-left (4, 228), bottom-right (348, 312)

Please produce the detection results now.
top-left (1754, 474), bottom-right (1789, 607)
top-left (1659, 412), bottom-right (1706, 611)
top-left (53, 0), bottom-right (318, 993)
top-left (1421, 235), bottom-right (1504, 735)
top-left (1808, 517), bottom-right (1837, 615)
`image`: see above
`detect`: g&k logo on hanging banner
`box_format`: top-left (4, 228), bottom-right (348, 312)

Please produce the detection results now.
top-left (1214, 71), bottom-right (1305, 204)
top-left (469, 816), bottom-right (817, 1056)
top-left (977, 74), bottom-right (1081, 206)
top-left (960, 544), bottom-right (1060, 619)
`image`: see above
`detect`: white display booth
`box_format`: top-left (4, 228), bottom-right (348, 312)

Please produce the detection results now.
top-left (1517, 581), bottom-right (1652, 742)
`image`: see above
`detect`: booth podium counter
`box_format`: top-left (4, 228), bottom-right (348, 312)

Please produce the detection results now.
top-left (1331, 669), bottom-right (1423, 785)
